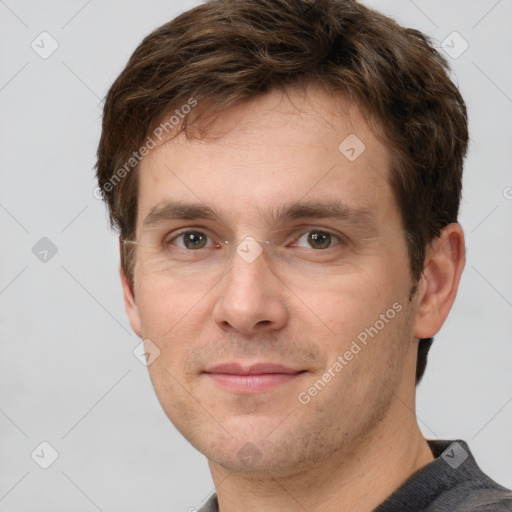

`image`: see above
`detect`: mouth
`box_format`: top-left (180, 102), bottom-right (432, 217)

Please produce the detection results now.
top-left (203, 362), bottom-right (307, 393)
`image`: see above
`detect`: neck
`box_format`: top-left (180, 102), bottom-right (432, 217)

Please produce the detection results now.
top-left (209, 406), bottom-right (434, 512)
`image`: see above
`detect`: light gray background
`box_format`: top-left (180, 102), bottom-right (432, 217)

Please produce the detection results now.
top-left (0, 0), bottom-right (511, 510)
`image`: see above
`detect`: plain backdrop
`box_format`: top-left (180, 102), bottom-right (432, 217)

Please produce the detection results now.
top-left (1, 0), bottom-right (511, 510)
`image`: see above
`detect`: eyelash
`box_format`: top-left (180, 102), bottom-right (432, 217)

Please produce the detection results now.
top-left (164, 227), bottom-right (348, 251)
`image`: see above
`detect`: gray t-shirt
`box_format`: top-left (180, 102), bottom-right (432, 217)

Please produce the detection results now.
top-left (198, 439), bottom-right (512, 511)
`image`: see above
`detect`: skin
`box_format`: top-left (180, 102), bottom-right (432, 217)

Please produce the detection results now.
top-left (120, 86), bottom-right (465, 511)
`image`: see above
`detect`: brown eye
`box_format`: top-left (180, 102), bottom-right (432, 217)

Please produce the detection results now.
top-left (307, 231), bottom-right (332, 249)
top-left (293, 230), bottom-right (340, 250)
top-left (176, 231), bottom-right (209, 250)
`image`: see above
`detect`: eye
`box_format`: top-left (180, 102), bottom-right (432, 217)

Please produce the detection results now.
top-left (291, 229), bottom-right (343, 250)
top-left (167, 230), bottom-right (217, 250)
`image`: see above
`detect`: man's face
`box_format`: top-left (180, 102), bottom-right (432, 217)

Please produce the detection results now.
top-left (125, 87), bottom-right (421, 475)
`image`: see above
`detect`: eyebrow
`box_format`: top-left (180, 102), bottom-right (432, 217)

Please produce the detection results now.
top-left (142, 199), bottom-right (376, 232)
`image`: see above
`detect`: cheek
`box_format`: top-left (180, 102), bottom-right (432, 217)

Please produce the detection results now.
top-left (133, 242), bottom-right (411, 355)
top-left (134, 272), bottom-right (207, 333)
top-left (288, 271), bottom-right (395, 339)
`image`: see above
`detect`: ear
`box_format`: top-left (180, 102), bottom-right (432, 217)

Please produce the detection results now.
top-left (413, 223), bottom-right (466, 339)
top-left (119, 240), bottom-right (142, 338)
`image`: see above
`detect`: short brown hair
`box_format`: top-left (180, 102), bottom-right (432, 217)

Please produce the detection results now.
top-left (96, 0), bottom-right (468, 384)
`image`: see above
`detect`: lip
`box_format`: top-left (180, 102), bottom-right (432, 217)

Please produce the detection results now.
top-left (205, 362), bottom-right (303, 375)
top-left (204, 362), bottom-right (307, 393)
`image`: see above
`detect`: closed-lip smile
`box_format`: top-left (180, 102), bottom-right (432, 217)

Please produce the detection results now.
top-left (204, 362), bottom-right (307, 393)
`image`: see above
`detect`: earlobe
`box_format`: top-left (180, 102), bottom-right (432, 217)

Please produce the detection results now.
top-left (119, 253), bottom-right (143, 338)
top-left (413, 223), bottom-right (466, 339)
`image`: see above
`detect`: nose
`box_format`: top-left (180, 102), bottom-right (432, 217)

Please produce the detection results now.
top-left (212, 239), bottom-right (289, 335)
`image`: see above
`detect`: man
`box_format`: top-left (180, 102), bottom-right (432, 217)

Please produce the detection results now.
top-left (95, 0), bottom-right (512, 510)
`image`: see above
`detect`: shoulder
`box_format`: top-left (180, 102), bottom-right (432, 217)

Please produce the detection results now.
top-left (427, 441), bottom-right (512, 512)
top-left (197, 494), bottom-right (218, 512)
top-left (437, 489), bottom-right (512, 511)
top-left (441, 480), bottom-right (512, 511)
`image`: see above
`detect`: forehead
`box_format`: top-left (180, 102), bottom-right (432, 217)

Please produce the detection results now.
top-left (136, 87), bottom-right (397, 231)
